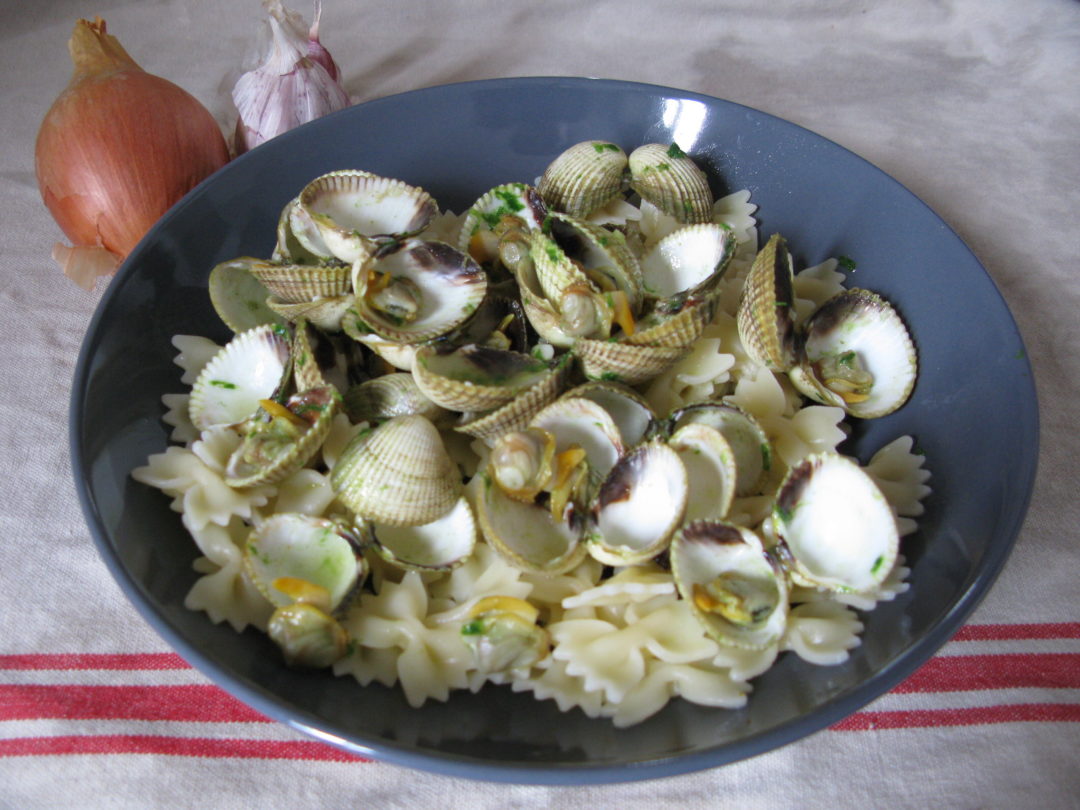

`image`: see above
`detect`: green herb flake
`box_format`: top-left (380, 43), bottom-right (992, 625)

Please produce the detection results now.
top-left (666, 142), bottom-right (687, 159)
top-left (837, 255), bottom-right (857, 272)
top-left (593, 142), bottom-right (621, 154)
top-left (870, 555), bottom-right (886, 575)
top-left (210, 380), bottom-right (237, 389)
top-left (600, 371), bottom-right (622, 382)
top-left (461, 620), bottom-right (485, 636)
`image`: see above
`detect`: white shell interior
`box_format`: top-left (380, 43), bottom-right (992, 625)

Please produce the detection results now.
top-left (640, 224), bottom-right (734, 298)
top-left (777, 455), bottom-right (898, 592)
top-left (373, 496), bottom-right (476, 570)
top-left (529, 397), bottom-right (624, 480)
top-left (669, 423), bottom-right (737, 521)
top-left (189, 326), bottom-right (290, 430)
top-left (246, 514), bottom-right (360, 609)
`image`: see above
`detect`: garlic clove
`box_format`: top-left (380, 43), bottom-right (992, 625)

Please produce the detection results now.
top-left (231, 1), bottom-right (350, 154)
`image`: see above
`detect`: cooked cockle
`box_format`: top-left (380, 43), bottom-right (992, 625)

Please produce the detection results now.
top-left (368, 496), bottom-right (477, 572)
top-left (342, 372), bottom-right (450, 425)
top-left (488, 427), bottom-right (557, 502)
top-left (330, 413), bottom-right (462, 526)
top-left (412, 343), bottom-right (561, 413)
top-left (242, 512), bottom-right (368, 611)
top-left (668, 422), bottom-right (738, 521)
top-left (737, 233), bottom-right (799, 372)
top-left (537, 140), bottom-right (629, 218)
top-left (528, 396), bottom-right (625, 486)
top-left (669, 401), bottom-right (774, 497)
top-left (787, 288), bottom-right (917, 419)
top-left (586, 439), bottom-right (688, 566)
top-left (188, 324), bottom-right (291, 431)
top-left (544, 212), bottom-right (644, 316)
top-left (268, 602), bottom-right (350, 668)
top-left (458, 183), bottom-right (548, 270)
top-left (628, 142), bottom-right (714, 225)
top-left (295, 170), bottom-right (437, 264)
top-left (770, 452), bottom-right (899, 593)
top-left (670, 520), bottom-right (788, 649)
top-left (224, 385), bottom-right (341, 487)
top-left (559, 381), bottom-right (659, 447)
top-left (639, 223), bottom-right (737, 301)
top-left (460, 595), bottom-right (551, 674)
top-left (348, 239), bottom-right (488, 345)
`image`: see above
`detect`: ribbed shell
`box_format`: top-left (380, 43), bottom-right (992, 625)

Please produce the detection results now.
top-left (300, 170), bottom-right (437, 264)
top-left (622, 293), bottom-right (718, 349)
top-left (537, 141), bottom-right (629, 218)
top-left (454, 355), bottom-right (571, 444)
top-left (352, 239), bottom-right (488, 344)
top-left (736, 233), bottom-right (799, 372)
top-left (628, 143), bottom-right (714, 225)
top-left (188, 325), bottom-right (291, 431)
top-left (412, 344), bottom-right (555, 412)
top-left (343, 372), bottom-right (449, 424)
top-left (247, 260), bottom-right (352, 303)
top-left (224, 386), bottom-right (341, 488)
top-left (670, 521), bottom-right (788, 650)
top-left (572, 338), bottom-right (688, 386)
top-left (330, 414), bottom-right (461, 526)
top-left (266, 295), bottom-right (354, 332)
top-left (546, 212), bottom-right (644, 311)
top-left (790, 288), bottom-right (917, 419)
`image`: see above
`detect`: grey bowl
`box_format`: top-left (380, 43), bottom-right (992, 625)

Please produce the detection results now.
top-left (70, 77), bottom-right (1038, 783)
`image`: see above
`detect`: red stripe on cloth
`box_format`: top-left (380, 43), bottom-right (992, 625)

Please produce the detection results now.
top-left (832, 703), bottom-right (1080, 731)
top-left (0, 684), bottom-right (268, 723)
top-left (0, 653), bottom-right (189, 671)
top-left (0, 735), bottom-right (366, 762)
top-left (952, 623), bottom-right (1080, 641)
top-left (893, 653), bottom-right (1080, 693)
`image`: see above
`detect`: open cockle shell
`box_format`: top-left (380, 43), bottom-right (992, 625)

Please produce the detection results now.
top-left (572, 337), bottom-right (688, 386)
top-left (587, 439), bottom-right (688, 566)
top-left (370, 496), bottom-right (477, 572)
top-left (246, 258), bottom-right (352, 304)
top-left (560, 380), bottom-right (658, 447)
top-left (242, 513), bottom-right (367, 611)
top-left (188, 324), bottom-right (291, 431)
top-left (639, 223), bottom-right (737, 300)
top-left (274, 196), bottom-right (327, 264)
top-left (670, 402), bottom-right (774, 497)
top-left (736, 233), bottom-right (799, 372)
top-left (224, 385), bottom-right (341, 488)
top-left (621, 292), bottom-right (718, 350)
top-left (298, 170), bottom-right (437, 263)
top-left (668, 422), bottom-right (738, 521)
top-left (457, 182), bottom-right (548, 265)
top-left (343, 372), bottom-right (450, 425)
top-left (528, 396), bottom-right (625, 484)
top-left (537, 140), bottom-right (629, 218)
top-left (208, 258), bottom-right (283, 334)
top-left (473, 471), bottom-right (588, 575)
top-left (788, 288), bottom-right (917, 419)
top-left (330, 414), bottom-right (462, 526)
top-left (266, 294), bottom-right (354, 332)
top-left (628, 142), bottom-right (714, 225)
top-left (670, 521), bottom-right (788, 650)
top-left (351, 239), bottom-right (488, 344)
top-left (453, 354), bottom-right (571, 444)
top-left (412, 343), bottom-right (557, 412)
top-left (545, 212), bottom-right (644, 312)
top-left (771, 452), bottom-right (899, 593)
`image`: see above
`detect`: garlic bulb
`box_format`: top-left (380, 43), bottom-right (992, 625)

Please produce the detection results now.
top-left (232, 0), bottom-right (350, 154)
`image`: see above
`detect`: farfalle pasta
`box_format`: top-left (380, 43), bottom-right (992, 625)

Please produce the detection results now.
top-left (133, 139), bottom-right (932, 727)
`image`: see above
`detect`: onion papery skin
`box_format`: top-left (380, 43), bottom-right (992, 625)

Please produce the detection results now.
top-left (35, 19), bottom-right (230, 284)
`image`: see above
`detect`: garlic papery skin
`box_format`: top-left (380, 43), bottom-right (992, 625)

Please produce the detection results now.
top-left (232, 0), bottom-right (350, 154)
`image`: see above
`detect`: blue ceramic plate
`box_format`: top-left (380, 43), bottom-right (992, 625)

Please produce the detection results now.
top-left (71, 78), bottom-right (1038, 783)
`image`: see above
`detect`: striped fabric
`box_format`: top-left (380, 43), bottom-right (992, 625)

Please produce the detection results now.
top-left (2, 623), bottom-right (1076, 761)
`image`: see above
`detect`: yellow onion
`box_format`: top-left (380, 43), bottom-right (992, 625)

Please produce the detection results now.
top-left (35, 18), bottom-right (230, 289)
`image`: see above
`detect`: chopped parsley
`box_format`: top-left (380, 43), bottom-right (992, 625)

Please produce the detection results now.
top-left (666, 142), bottom-right (687, 159)
top-left (837, 255), bottom-right (857, 272)
top-left (209, 380), bottom-right (237, 389)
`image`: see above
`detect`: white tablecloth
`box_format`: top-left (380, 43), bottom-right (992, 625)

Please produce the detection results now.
top-left (2, 0), bottom-right (1078, 805)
